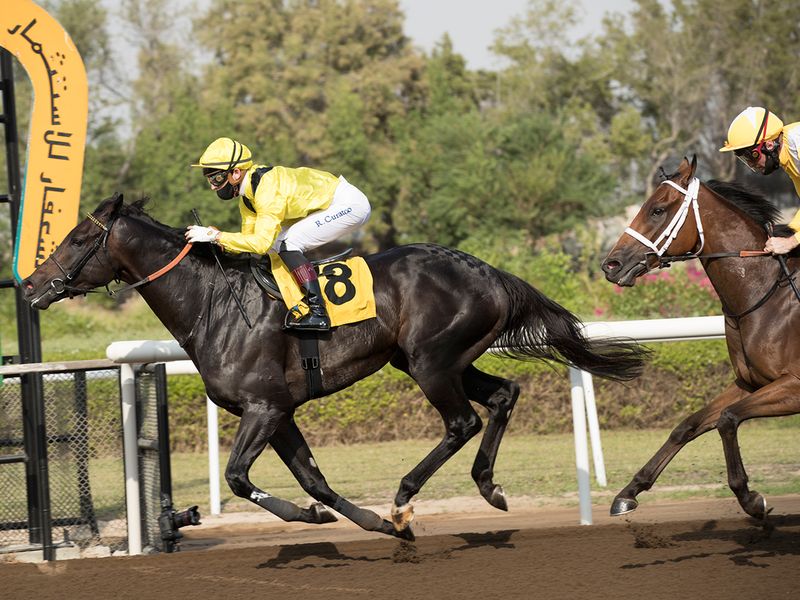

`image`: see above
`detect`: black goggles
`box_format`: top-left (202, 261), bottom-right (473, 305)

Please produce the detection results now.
top-left (203, 168), bottom-right (230, 187)
top-left (734, 143), bottom-right (763, 164)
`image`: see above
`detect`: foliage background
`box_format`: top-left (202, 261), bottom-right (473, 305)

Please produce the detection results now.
top-left (2, 0), bottom-right (799, 446)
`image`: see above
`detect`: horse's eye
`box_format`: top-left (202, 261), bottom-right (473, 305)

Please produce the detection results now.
top-left (71, 237), bottom-right (85, 247)
top-left (651, 207), bottom-right (666, 218)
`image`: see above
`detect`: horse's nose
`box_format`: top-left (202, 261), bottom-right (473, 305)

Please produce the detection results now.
top-left (601, 258), bottom-right (622, 275)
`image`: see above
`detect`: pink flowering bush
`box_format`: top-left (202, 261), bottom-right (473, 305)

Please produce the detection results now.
top-left (601, 260), bottom-right (720, 319)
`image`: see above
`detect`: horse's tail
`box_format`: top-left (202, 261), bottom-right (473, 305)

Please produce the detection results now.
top-left (494, 270), bottom-right (648, 382)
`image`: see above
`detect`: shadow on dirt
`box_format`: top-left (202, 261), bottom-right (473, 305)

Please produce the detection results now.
top-left (256, 530), bottom-right (519, 569)
top-left (620, 513), bottom-right (800, 570)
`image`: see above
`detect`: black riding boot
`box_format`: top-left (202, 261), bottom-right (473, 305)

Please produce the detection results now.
top-left (290, 277), bottom-right (331, 331)
top-left (280, 251), bottom-right (331, 331)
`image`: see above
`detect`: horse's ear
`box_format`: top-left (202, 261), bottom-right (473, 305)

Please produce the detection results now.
top-left (110, 192), bottom-right (124, 214)
top-left (678, 155), bottom-right (697, 185)
top-left (94, 192), bottom-right (124, 220)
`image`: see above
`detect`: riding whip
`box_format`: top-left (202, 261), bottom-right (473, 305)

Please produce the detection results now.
top-left (191, 209), bottom-right (253, 329)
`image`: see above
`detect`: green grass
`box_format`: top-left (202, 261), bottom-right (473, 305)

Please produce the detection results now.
top-left (161, 417), bottom-right (800, 515)
top-left (1, 295), bottom-right (170, 361)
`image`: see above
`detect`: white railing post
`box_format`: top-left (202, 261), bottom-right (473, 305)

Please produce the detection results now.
top-left (569, 367), bottom-right (592, 525)
top-left (119, 363), bottom-right (142, 555)
top-left (581, 370), bottom-right (606, 487)
top-left (206, 397), bottom-right (221, 515)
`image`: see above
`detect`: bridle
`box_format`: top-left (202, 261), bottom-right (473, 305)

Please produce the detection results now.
top-left (624, 178), bottom-right (705, 269)
top-left (621, 177), bottom-right (800, 319)
top-left (34, 212), bottom-right (193, 305)
top-left (46, 212), bottom-right (117, 299)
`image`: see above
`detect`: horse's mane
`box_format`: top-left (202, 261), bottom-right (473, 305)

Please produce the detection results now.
top-left (705, 179), bottom-right (795, 237)
top-left (119, 197), bottom-right (182, 236)
top-left (116, 197), bottom-right (248, 266)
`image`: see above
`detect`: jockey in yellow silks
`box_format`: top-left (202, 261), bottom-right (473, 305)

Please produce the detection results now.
top-left (720, 107), bottom-right (800, 255)
top-left (187, 137), bottom-right (371, 331)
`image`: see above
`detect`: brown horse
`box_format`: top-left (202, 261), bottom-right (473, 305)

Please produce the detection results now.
top-left (601, 156), bottom-right (800, 519)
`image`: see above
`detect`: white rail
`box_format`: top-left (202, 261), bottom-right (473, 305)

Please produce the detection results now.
top-left (569, 315), bottom-right (725, 524)
top-left (106, 315), bottom-right (727, 535)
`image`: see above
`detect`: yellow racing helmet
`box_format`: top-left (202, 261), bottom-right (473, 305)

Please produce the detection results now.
top-left (719, 107), bottom-right (784, 152)
top-left (191, 137), bottom-right (253, 171)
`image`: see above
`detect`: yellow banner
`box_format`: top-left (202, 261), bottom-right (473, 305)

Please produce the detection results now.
top-left (2, 0), bottom-right (87, 281)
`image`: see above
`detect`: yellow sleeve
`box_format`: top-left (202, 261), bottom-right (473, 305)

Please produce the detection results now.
top-left (784, 170), bottom-right (800, 242)
top-left (217, 173), bottom-right (285, 254)
top-left (787, 207), bottom-right (800, 243)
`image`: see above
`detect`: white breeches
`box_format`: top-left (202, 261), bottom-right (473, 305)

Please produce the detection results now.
top-left (274, 176), bottom-right (371, 253)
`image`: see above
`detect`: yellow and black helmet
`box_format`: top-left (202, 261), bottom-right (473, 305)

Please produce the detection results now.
top-left (191, 137), bottom-right (253, 172)
top-left (719, 107), bottom-right (784, 152)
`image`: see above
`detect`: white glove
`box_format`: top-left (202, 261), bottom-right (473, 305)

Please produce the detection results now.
top-left (185, 225), bottom-right (220, 244)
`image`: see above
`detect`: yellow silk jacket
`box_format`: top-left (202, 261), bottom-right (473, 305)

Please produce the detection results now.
top-left (216, 165), bottom-right (340, 255)
top-left (780, 123), bottom-right (800, 242)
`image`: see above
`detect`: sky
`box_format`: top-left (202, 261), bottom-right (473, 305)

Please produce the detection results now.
top-left (399, 0), bottom-right (635, 70)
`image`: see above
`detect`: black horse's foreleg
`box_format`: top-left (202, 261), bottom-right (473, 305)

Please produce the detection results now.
top-left (717, 374), bottom-right (800, 519)
top-left (462, 366), bottom-right (519, 511)
top-left (270, 420), bottom-right (414, 540)
top-left (391, 375), bottom-right (482, 530)
top-left (611, 382), bottom-right (747, 516)
top-left (225, 405), bottom-right (336, 525)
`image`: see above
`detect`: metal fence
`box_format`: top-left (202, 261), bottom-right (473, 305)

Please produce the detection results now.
top-left (135, 366), bottom-right (164, 552)
top-left (0, 364), bottom-right (128, 555)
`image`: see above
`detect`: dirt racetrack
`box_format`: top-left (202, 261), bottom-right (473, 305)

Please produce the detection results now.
top-left (4, 494), bottom-right (800, 600)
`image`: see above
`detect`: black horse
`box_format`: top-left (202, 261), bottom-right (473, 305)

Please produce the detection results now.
top-left (23, 194), bottom-right (646, 539)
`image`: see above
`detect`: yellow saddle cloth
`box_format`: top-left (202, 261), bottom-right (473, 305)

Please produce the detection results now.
top-left (268, 253), bottom-right (377, 327)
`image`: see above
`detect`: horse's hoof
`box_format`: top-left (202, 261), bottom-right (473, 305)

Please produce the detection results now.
top-left (485, 485), bottom-right (508, 511)
top-left (393, 524), bottom-right (416, 542)
top-left (610, 496), bottom-right (638, 516)
top-left (743, 492), bottom-right (768, 520)
top-left (310, 502), bottom-right (338, 524)
top-left (391, 503), bottom-right (415, 531)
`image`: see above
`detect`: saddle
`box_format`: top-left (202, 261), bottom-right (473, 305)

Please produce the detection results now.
top-left (249, 248), bottom-right (353, 300)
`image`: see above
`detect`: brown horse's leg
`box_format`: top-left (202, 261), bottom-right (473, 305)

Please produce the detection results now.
top-left (225, 406), bottom-right (336, 525)
top-left (269, 420), bottom-right (414, 540)
top-left (391, 374), bottom-right (483, 531)
top-left (717, 374), bottom-right (800, 519)
top-left (611, 382), bottom-right (747, 516)
top-left (462, 366), bottom-right (520, 511)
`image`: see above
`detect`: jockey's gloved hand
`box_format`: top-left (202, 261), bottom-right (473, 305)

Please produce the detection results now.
top-left (185, 225), bottom-right (220, 244)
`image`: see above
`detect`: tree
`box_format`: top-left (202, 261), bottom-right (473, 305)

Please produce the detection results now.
top-left (686, 0), bottom-right (800, 181)
top-left (599, 0), bottom-right (800, 193)
top-left (116, 0), bottom-right (235, 227)
top-left (44, 0), bottom-right (132, 211)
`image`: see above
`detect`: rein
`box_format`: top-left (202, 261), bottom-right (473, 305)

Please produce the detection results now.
top-left (44, 212), bottom-right (192, 299)
top-left (112, 242), bottom-right (194, 295)
top-left (648, 249), bottom-right (769, 268)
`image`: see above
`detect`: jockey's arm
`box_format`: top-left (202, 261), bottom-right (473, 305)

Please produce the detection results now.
top-left (216, 191), bottom-right (285, 255)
